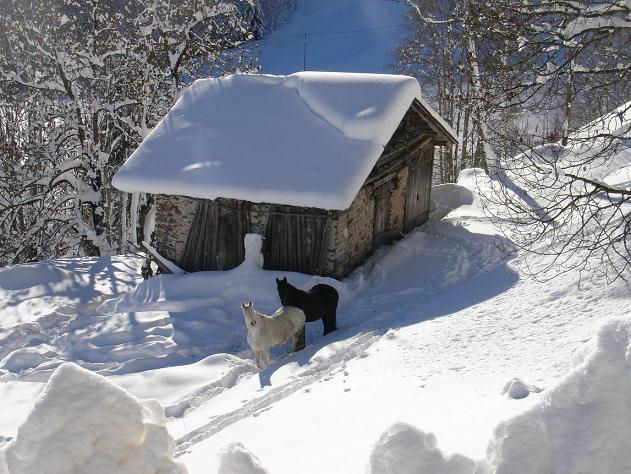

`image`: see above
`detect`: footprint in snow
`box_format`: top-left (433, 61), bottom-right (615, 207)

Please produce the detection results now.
top-left (502, 378), bottom-right (542, 400)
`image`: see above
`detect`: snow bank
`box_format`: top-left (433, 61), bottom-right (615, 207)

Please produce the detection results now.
top-left (363, 317), bottom-right (631, 474)
top-left (241, 234), bottom-right (264, 271)
top-left (0, 344), bottom-right (58, 373)
top-left (366, 423), bottom-right (480, 474)
top-left (430, 183), bottom-right (476, 221)
top-left (361, 218), bottom-right (508, 296)
top-left (488, 318), bottom-right (631, 474)
top-left (0, 263), bottom-right (75, 292)
top-left (98, 239), bottom-right (349, 356)
top-left (0, 256), bottom-right (142, 329)
top-left (217, 442), bottom-right (270, 474)
top-left (456, 168), bottom-right (489, 189)
top-left (2, 363), bottom-right (186, 474)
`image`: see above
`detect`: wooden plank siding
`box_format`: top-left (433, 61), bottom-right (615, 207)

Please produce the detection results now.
top-left (263, 207), bottom-right (331, 275)
top-left (181, 199), bottom-right (251, 271)
top-left (180, 198), bottom-right (334, 274)
top-left (404, 147), bottom-right (434, 232)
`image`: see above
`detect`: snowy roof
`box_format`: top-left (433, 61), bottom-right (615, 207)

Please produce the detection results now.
top-left (113, 72), bottom-right (457, 210)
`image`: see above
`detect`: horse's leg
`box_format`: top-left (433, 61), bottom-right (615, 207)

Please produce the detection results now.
top-left (290, 328), bottom-right (303, 352)
top-left (322, 309), bottom-right (337, 335)
top-left (329, 307), bottom-right (338, 331)
top-left (254, 350), bottom-right (264, 369)
top-left (294, 326), bottom-right (305, 351)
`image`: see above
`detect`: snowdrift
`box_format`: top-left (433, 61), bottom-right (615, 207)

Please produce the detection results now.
top-left (98, 234), bottom-right (349, 357)
top-left (1, 363), bottom-right (186, 474)
top-left (366, 423), bottom-right (480, 474)
top-left (197, 315), bottom-right (631, 473)
top-left (488, 317), bottom-right (631, 473)
top-left (217, 442), bottom-right (270, 474)
top-left (365, 316), bottom-right (631, 474)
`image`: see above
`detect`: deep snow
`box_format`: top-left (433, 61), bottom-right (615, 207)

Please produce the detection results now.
top-left (2, 165), bottom-right (629, 473)
top-left (1, 363), bottom-right (185, 474)
top-left (2, 1), bottom-right (631, 472)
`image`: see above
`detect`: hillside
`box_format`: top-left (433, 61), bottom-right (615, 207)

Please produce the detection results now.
top-left (1, 155), bottom-right (629, 472)
top-left (1, 1), bottom-right (631, 474)
top-left (257, 0), bottom-right (408, 74)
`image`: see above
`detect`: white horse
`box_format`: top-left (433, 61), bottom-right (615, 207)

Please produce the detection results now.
top-left (241, 301), bottom-right (306, 369)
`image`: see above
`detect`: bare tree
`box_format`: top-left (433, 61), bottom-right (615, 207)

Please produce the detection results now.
top-left (400, 0), bottom-right (631, 281)
top-left (396, 0), bottom-right (491, 183)
top-left (258, 0), bottom-right (296, 32)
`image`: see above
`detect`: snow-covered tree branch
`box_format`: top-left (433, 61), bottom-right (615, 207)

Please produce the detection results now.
top-left (0, 0), bottom-right (261, 265)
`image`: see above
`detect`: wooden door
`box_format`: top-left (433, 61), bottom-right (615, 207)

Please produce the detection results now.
top-left (405, 147), bottom-right (433, 231)
top-left (263, 209), bottom-right (331, 275)
top-left (181, 200), bottom-right (250, 271)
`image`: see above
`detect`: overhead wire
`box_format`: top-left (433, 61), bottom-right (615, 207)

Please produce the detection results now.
top-left (254, 23), bottom-right (406, 48)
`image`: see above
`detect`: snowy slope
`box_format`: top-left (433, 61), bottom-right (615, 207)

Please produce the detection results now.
top-left (1, 166), bottom-right (630, 473)
top-left (256, 0), bottom-right (409, 74)
top-left (2, 2), bottom-right (631, 473)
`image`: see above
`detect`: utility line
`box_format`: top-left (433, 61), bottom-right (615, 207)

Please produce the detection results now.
top-left (253, 23), bottom-right (407, 71)
top-left (309, 24), bottom-right (405, 36)
top-left (256, 23), bottom-right (405, 45)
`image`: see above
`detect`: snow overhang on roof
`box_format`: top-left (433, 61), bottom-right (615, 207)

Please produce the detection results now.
top-left (112, 71), bottom-right (457, 210)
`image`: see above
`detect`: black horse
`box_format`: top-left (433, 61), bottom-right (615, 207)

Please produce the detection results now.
top-left (276, 276), bottom-right (339, 350)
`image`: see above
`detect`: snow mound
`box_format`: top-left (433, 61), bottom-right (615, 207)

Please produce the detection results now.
top-left (501, 378), bottom-right (542, 400)
top-left (430, 183), bottom-right (476, 221)
top-left (488, 318), bottom-right (631, 473)
top-left (241, 233), bottom-right (264, 271)
top-left (0, 345), bottom-right (57, 373)
top-left (2, 363), bottom-right (186, 474)
top-left (0, 263), bottom-right (74, 291)
top-left (366, 423), bottom-right (480, 474)
top-left (99, 249), bottom-right (348, 356)
top-left (217, 442), bottom-right (270, 474)
top-left (457, 168), bottom-right (489, 189)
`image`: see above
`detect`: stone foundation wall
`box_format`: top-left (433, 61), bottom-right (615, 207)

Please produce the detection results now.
top-left (154, 194), bottom-right (198, 264)
top-left (328, 184), bottom-right (375, 278)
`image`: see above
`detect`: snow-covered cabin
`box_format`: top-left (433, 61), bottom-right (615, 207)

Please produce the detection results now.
top-left (113, 72), bottom-right (457, 278)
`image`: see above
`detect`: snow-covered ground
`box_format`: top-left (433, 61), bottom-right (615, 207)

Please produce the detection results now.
top-left (2, 2), bottom-right (631, 473)
top-left (1, 161), bottom-right (629, 472)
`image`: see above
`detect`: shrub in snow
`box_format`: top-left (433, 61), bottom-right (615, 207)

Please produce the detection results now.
top-left (488, 318), bottom-right (631, 474)
top-left (3, 362), bottom-right (186, 474)
top-left (366, 422), bottom-right (481, 474)
top-left (217, 442), bottom-right (270, 474)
